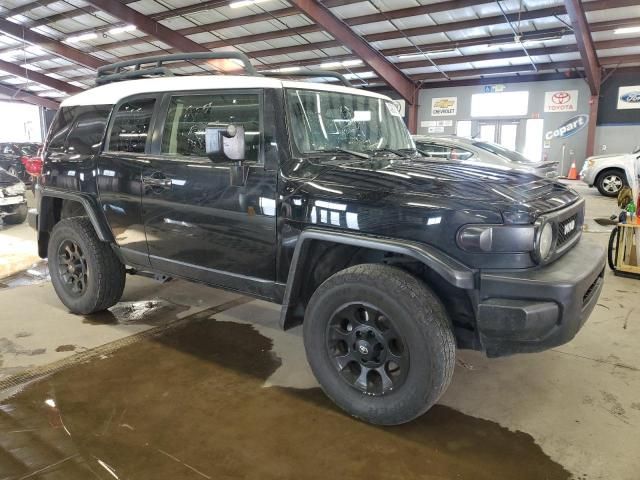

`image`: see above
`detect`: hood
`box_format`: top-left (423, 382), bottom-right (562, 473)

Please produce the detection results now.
top-left (0, 167), bottom-right (21, 187)
top-left (293, 157), bottom-right (579, 216)
top-left (587, 153), bottom-right (628, 162)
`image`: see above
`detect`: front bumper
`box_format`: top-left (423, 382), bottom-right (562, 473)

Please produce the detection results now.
top-left (580, 166), bottom-right (595, 186)
top-left (0, 198), bottom-right (27, 217)
top-left (476, 239), bottom-right (605, 357)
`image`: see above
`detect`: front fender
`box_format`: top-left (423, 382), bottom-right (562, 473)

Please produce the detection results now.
top-left (279, 228), bottom-right (477, 329)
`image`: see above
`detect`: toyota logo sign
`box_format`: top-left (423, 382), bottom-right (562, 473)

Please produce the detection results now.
top-left (552, 92), bottom-right (571, 104)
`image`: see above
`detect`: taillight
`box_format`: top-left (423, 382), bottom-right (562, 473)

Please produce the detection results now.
top-left (20, 155), bottom-right (30, 166)
top-left (25, 156), bottom-right (43, 176)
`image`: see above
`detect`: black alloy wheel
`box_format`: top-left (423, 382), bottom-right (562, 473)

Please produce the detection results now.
top-left (57, 239), bottom-right (89, 296)
top-left (326, 303), bottom-right (408, 396)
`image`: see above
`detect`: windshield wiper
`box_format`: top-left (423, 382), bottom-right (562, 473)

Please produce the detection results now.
top-left (367, 148), bottom-right (417, 158)
top-left (309, 148), bottom-right (370, 159)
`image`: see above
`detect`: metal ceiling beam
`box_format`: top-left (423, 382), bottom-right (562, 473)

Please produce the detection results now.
top-left (289, 0), bottom-right (418, 102)
top-left (564, 0), bottom-right (601, 95)
top-left (0, 83), bottom-right (60, 110)
top-left (83, 0), bottom-right (209, 53)
top-left (0, 59), bottom-right (82, 94)
top-left (0, 18), bottom-right (106, 70)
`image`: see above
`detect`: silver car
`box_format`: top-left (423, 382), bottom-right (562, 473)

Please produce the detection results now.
top-left (412, 135), bottom-right (560, 179)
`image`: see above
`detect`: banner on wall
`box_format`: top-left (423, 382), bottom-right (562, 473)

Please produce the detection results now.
top-left (431, 97), bottom-right (457, 116)
top-left (617, 86), bottom-right (640, 110)
top-left (544, 90), bottom-right (579, 112)
top-left (544, 114), bottom-right (589, 141)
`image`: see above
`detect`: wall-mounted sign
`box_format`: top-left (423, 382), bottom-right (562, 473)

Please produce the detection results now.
top-left (617, 86), bottom-right (640, 110)
top-left (421, 120), bottom-right (454, 127)
top-left (544, 114), bottom-right (589, 141)
top-left (484, 84), bottom-right (506, 93)
top-left (428, 126), bottom-right (445, 133)
top-left (431, 97), bottom-right (457, 116)
top-left (394, 99), bottom-right (406, 117)
top-left (544, 90), bottom-right (578, 112)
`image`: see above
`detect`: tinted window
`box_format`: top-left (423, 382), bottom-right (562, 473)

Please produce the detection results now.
top-left (108, 99), bottom-right (156, 153)
top-left (416, 141), bottom-right (473, 161)
top-left (67, 108), bottom-right (111, 155)
top-left (45, 106), bottom-right (111, 157)
top-left (19, 144), bottom-right (40, 156)
top-left (473, 141), bottom-right (532, 164)
top-left (161, 93), bottom-right (261, 161)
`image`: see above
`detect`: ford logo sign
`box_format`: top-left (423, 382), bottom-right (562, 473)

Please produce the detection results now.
top-left (544, 114), bottom-right (589, 141)
top-left (620, 92), bottom-right (640, 103)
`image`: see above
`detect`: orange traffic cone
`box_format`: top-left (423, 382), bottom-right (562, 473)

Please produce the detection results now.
top-left (567, 161), bottom-right (579, 180)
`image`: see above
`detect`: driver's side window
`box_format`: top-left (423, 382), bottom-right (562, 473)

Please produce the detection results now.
top-left (161, 92), bottom-right (261, 162)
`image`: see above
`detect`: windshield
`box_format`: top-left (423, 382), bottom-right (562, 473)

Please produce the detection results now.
top-left (472, 141), bottom-right (538, 164)
top-left (285, 88), bottom-right (415, 157)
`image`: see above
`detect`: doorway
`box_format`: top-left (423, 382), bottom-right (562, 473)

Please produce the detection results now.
top-left (478, 120), bottom-right (520, 150)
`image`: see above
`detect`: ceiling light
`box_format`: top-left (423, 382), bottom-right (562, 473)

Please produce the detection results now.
top-left (397, 49), bottom-right (455, 60)
top-left (321, 59), bottom-right (363, 68)
top-left (66, 32), bottom-right (98, 43)
top-left (274, 66), bottom-right (300, 72)
top-left (108, 25), bottom-right (137, 35)
top-left (614, 26), bottom-right (640, 35)
top-left (26, 45), bottom-right (46, 55)
top-left (230, 0), bottom-right (271, 8)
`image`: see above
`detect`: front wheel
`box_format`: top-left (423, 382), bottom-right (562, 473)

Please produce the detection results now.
top-left (48, 217), bottom-right (126, 314)
top-left (597, 170), bottom-right (627, 197)
top-left (303, 264), bottom-right (455, 425)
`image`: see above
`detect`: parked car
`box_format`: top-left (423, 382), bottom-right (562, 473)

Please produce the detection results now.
top-left (413, 135), bottom-right (560, 179)
top-left (30, 52), bottom-right (605, 426)
top-left (580, 147), bottom-right (640, 197)
top-left (0, 167), bottom-right (28, 224)
top-left (0, 142), bottom-right (42, 182)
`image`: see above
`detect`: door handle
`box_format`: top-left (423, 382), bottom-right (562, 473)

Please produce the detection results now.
top-left (142, 175), bottom-right (172, 188)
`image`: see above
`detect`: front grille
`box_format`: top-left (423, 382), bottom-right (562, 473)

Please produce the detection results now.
top-left (583, 275), bottom-right (601, 305)
top-left (557, 213), bottom-right (579, 247)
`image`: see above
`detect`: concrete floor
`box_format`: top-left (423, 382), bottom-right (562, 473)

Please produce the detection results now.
top-left (0, 182), bottom-right (638, 480)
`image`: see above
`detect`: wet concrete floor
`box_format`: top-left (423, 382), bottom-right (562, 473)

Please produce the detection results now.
top-left (0, 310), bottom-right (569, 480)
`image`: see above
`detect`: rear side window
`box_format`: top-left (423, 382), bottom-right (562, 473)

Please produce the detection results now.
top-left (160, 93), bottom-right (261, 161)
top-left (46, 105), bottom-right (111, 157)
top-left (108, 99), bottom-right (156, 153)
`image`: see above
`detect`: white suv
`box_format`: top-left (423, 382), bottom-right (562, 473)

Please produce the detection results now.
top-left (580, 147), bottom-right (640, 197)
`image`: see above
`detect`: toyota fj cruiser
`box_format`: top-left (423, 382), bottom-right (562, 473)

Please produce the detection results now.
top-left (30, 53), bottom-right (605, 425)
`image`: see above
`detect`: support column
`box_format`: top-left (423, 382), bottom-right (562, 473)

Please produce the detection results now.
top-left (407, 102), bottom-right (419, 134)
top-left (587, 95), bottom-right (599, 158)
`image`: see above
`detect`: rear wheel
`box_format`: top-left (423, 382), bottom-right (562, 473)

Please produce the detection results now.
top-left (303, 264), bottom-right (455, 425)
top-left (48, 217), bottom-right (125, 314)
top-left (597, 170), bottom-right (626, 197)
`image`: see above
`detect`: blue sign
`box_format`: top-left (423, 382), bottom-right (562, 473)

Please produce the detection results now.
top-left (620, 91), bottom-right (640, 104)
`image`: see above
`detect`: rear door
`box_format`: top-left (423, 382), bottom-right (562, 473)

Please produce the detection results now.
top-left (140, 89), bottom-right (277, 292)
top-left (98, 96), bottom-right (159, 267)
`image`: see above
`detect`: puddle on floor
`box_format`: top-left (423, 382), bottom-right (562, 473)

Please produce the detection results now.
top-left (0, 318), bottom-right (570, 480)
top-left (0, 260), bottom-right (49, 289)
top-left (81, 299), bottom-right (190, 326)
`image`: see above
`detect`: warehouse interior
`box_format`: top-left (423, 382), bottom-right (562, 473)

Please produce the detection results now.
top-left (0, 0), bottom-right (639, 479)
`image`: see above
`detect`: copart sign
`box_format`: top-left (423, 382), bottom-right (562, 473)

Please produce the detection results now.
top-left (544, 90), bottom-right (578, 112)
top-left (544, 114), bottom-right (589, 141)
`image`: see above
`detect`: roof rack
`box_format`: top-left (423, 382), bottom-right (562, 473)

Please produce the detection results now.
top-left (267, 70), bottom-right (353, 87)
top-left (96, 52), bottom-right (259, 85)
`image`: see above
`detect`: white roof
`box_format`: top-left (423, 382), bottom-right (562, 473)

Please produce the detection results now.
top-left (60, 75), bottom-right (392, 107)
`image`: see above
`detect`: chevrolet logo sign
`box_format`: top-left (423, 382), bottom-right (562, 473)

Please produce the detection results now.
top-left (563, 219), bottom-right (576, 236)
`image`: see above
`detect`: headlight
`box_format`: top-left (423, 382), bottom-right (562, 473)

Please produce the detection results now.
top-left (4, 182), bottom-right (25, 196)
top-left (587, 159), bottom-right (596, 168)
top-left (536, 222), bottom-right (554, 261)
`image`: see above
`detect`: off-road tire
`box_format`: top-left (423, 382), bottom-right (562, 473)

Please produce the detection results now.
top-left (596, 169), bottom-right (627, 197)
top-left (3, 204), bottom-right (27, 224)
top-left (48, 217), bottom-right (125, 314)
top-left (303, 263), bottom-right (456, 425)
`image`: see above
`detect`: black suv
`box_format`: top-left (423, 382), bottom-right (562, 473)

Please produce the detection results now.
top-left (30, 53), bottom-right (605, 425)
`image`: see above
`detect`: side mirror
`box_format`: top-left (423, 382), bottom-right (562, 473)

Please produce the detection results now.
top-left (205, 123), bottom-right (245, 161)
